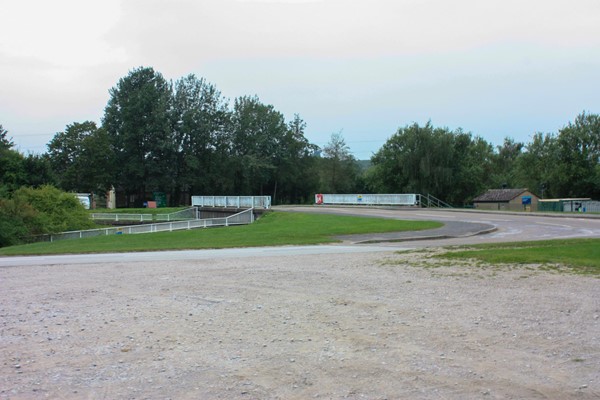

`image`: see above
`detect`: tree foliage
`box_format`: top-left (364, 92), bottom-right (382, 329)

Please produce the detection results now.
top-left (1, 125), bottom-right (55, 196)
top-left (103, 67), bottom-right (175, 206)
top-left (25, 66), bottom-right (600, 208)
top-left (1, 124), bottom-right (14, 150)
top-left (47, 121), bottom-right (112, 192)
top-left (319, 132), bottom-right (360, 193)
top-left (172, 74), bottom-right (230, 200)
top-left (368, 122), bottom-right (493, 205)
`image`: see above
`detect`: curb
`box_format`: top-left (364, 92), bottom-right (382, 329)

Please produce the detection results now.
top-left (350, 226), bottom-right (499, 245)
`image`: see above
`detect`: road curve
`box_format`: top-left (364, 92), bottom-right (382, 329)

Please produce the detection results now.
top-left (1, 206), bottom-right (599, 267)
top-left (274, 205), bottom-right (600, 247)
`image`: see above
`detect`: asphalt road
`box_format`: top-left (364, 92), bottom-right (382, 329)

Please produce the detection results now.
top-left (276, 206), bottom-right (600, 247)
top-left (1, 206), bottom-right (599, 267)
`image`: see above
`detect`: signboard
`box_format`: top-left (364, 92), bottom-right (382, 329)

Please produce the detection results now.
top-left (521, 196), bottom-right (532, 205)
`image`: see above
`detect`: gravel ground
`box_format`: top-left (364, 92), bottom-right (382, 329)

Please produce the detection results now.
top-left (1, 250), bottom-right (599, 399)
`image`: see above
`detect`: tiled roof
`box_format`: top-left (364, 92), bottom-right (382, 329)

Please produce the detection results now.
top-left (473, 188), bottom-right (528, 202)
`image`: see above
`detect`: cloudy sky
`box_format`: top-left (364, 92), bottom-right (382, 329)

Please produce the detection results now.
top-left (1, 0), bottom-right (599, 159)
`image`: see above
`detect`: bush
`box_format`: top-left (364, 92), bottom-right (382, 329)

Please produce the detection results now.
top-left (0, 186), bottom-right (95, 246)
top-left (13, 186), bottom-right (95, 233)
top-left (0, 197), bottom-right (37, 246)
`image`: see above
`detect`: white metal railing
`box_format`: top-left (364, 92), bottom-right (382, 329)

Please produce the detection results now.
top-left (90, 213), bottom-right (153, 222)
top-left (192, 196), bottom-right (271, 209)
top-left (155, 207), bottom-right (199, 221)
top-left (314, 193), bottom-right (452, 208)
top-left (315, 193), bottom-right (418, 206)
top-left (91, 207), bottom-right (199, 222)
top-left (27, 209), bottom-right (254, 243)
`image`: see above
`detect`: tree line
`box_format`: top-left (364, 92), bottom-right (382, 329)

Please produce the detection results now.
top-left (368, 113), bottom-right (600, 204)
top-left (1, 66), bottom-right (599, 209)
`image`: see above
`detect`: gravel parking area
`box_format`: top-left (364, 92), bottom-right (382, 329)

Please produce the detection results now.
top-left (1, 250), bottom-right (599, 399)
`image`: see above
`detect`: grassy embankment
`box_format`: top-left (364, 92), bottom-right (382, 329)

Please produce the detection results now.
top-left (0, 211), bottom-right (442, 256)
top-left (439, 238), bottom-right (600, 275)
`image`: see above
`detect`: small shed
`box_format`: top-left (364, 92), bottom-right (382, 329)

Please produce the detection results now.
top-left (473, 188), bottom-right (540, 211)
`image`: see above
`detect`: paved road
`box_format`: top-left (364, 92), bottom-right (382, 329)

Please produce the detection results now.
top-left (275, 206), bottom-right (600, 247)
top-left (1, 207), bottom-right (599, 267)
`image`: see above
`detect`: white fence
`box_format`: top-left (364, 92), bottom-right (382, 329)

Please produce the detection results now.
top-left (91, 207), bottom-right (198, 222)
top-left (90, 213), bottom-right (154, 222)
top-left (29, 208), bottom-right (254, 243)
top-left (315, 194), bottom-right (418, 206)
top-left (192, 196), bottom-right (271, 209)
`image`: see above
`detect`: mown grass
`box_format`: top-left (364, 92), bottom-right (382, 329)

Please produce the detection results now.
top-left (0, 211), bottom-right (442, 256)
top-left (438, 238), bottom-right (600, 275)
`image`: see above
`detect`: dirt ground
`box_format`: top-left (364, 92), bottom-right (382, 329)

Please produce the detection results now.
top-left (1, 249), bottom-right (599, 399)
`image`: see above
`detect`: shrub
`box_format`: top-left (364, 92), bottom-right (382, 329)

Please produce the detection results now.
top-left (12, 185), bottom-right (95, 233)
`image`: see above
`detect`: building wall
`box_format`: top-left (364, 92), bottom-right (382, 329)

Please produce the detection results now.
top-left (475, 190), bottom-right (540, 211)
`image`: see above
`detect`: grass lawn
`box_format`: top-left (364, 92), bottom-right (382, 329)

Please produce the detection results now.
top-left (439, 238), bottom-right (600, 275)
top-left (0, 211), bottom-right (442, 256)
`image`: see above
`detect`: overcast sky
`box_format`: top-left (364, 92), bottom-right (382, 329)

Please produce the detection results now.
top-left (1, 0), bottom-right (599, 159)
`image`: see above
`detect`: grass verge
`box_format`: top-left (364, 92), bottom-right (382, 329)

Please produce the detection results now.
top-left (438, 238), bottom-right (600, 275)
top-left (0, 211), bottom-right (442, 256)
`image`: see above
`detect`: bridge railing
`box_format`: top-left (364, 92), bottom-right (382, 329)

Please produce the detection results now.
top-left (314, 193), bottom-right (452, 208)
top-left (315, 194), bottom-right (418, 206)
top-left (191, 196), bottom-right (271, 209)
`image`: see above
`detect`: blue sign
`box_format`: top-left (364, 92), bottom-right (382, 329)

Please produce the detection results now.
top-left (522, 196), bottom-right (532, 205)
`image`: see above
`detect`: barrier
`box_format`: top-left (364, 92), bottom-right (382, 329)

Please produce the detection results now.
top-left (315, 194), bottom-right (418, 206)
top-left (191, 196), bottom-right (271, 209)
top-left (25, 209), bottom-right (255, 243)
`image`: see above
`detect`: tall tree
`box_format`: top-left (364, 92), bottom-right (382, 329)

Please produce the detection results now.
top-left (47, 121), bottom-right (99, 192)
top-left (22, 154), bottom-right (55, 189)
top-left (368, 122), bottom-right (494, 205)
top-left (554, 112), bottom-right (600, 198)
top-left (0, 147), bottom-right (26, 196)
top-left (229, 95), bottom-right (288, 195)
top-left (490, 137), bottom-right (524, 189)
top-left (172, 74), bottom-right (231, 200)
top-left (0, 124), bottom-right (14, 150)
top-left (103, 67), bottom-right (175, 206)
top-left (272, 114), bottom-right (319, 203)
top-left (319, 131), bottom-right (360, 193)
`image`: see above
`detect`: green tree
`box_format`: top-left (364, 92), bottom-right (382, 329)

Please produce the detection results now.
top-left (319, 131), bottom-right (360, 193)
top-left (272, 114), bottom-right (319, 203)
top-left (172, 74), bottom-right (231, 200)
top-left (554, 112), bottom-right (600, 198)
top-left (229, 95), bottom-right (288, 195)
top-left (0, 196), bottom-right (38, 247)
top-left (22, 154), bottom-right (55, 188)
top-left (1, 125), bottom-right (55, 195)
top-left (103, 67), bottom-right (175, 206)
top-left (490, 137), bottom-right (524, 189)
top-left (514, 132), bottom-right (557, 198)
top-left (47, 121), bottom-right (110, 192)
top-left (368, 122), bottom-right (494, 205)
top-left (0, 148), bottom-right (26, 196)
top-left (1, 124), bottom-right (14, 150)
